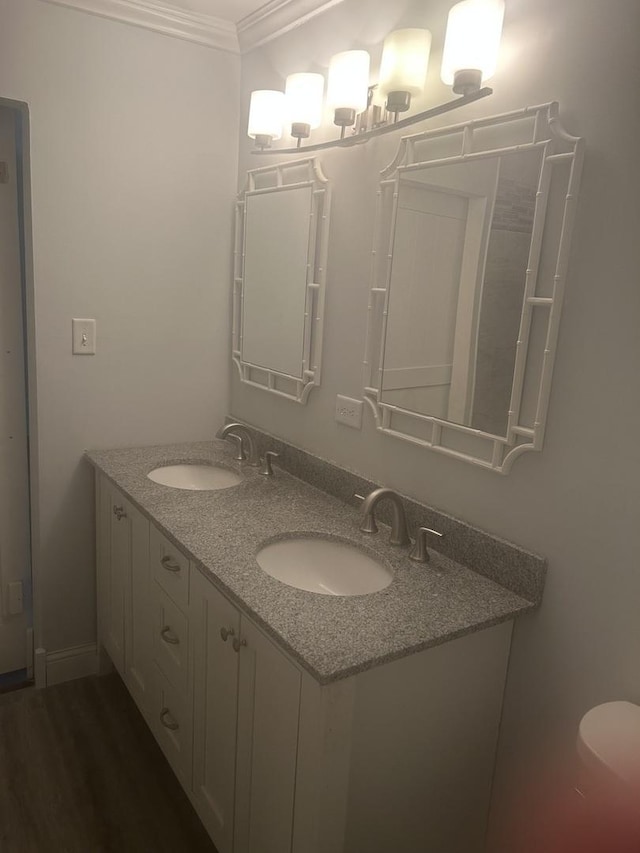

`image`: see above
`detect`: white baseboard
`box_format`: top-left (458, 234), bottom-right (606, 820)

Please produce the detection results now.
top-left (45, 642), bottom-right (100, 686)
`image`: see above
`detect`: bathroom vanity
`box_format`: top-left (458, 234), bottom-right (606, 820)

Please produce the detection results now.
top-left (87, 439), bottom-right (543, 853)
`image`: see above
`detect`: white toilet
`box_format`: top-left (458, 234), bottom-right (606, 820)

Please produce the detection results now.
top-left (577, 701), bottom-right (640, 793)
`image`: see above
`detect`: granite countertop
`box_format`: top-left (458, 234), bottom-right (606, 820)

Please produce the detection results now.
top-left (86, 440), bottom-right (534, 684)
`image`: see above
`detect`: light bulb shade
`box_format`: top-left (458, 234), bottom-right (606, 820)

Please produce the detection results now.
top-left (327, 50), bottom-right (370, 114)
top-left (441, 0), bottom-right (505, 87)
top-left (285, 72), bottom-right (325, 130)
top-left (247, 90), bottom-right (285, 141)
top-left (379, 29), bottom-right (432, 97)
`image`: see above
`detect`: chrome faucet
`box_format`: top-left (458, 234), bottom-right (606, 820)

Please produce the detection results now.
top-left (218, 422), bottom-right (260, 466)
top-left (357, 488), bottom-right (411, 547)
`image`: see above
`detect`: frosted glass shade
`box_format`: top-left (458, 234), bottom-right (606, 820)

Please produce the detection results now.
top-left (247, 90), bottom-right (285, 141)
top-left (327, 50), bottom-right (370, 114)
top-left (441, 0), bottom-right (505, 87)
top-left (379, 29), bottom-right (432, 97)
top-left (285, 73), bottom-right (325, 130)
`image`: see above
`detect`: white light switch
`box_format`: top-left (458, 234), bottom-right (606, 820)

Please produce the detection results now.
top-left (72, 318), bottom-right (96, 354)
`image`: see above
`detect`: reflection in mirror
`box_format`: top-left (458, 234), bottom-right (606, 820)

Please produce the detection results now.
top-left (381, 149), bottom-right (541, 437)
top-left (243, 187), bottom-right (312, 379)
top-left (364, 103), bottom-right (584, 473)
top-left (233, 158), bottom-right (330, 403)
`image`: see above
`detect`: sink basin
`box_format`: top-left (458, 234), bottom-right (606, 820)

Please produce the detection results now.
top-left (256, 536), bottom-right (393, 596)
top-left (147, 464), bottom-right (241, 491)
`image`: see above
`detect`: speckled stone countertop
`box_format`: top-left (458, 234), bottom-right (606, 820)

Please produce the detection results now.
top-left (86, 441), bottom-right (535, 685)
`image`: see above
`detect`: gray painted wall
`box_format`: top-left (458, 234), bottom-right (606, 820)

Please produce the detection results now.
top-left (0, 0), bottom-right (239, 655)
top-left (232, 0), bottom-right (640, 845)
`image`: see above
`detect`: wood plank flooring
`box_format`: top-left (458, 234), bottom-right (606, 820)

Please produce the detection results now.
top-left (0, 674), bottom-right (217, 853)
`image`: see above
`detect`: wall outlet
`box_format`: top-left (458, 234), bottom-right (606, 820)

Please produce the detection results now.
top-left (335, 395), bottom-right (363, 429)
top-left (72, 318), bottom-right (96, 354)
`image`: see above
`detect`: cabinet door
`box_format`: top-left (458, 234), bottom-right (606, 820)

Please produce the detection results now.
top-left (234, 617), bottom-right (302, 853)
top-left (123, 498), bottom-right (151, 714)
top-left (96, 475), bottom-right (151, 711)
top-left (191, 568), bottom-right (241, 853)
top-left (97, 477), bottom-right (127, 676)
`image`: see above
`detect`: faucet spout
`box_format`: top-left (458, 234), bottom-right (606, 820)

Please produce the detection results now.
top-left (358, 487), bottom-right (411, 547)
top-left (218, 422), bottom-right (259, 466)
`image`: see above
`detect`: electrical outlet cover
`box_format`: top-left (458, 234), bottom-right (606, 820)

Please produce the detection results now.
top-left (335, 395), bottom-right (363, 429)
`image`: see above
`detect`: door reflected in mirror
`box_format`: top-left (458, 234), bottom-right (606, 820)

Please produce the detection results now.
top-left (363, 103), bottom-right (584, 472)
top-left (381, 148), bottom-right (541, 438)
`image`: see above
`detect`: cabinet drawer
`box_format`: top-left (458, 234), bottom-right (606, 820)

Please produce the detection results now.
top-left (150, 524), bottom-right (190, 610)
top-left (153, 582), bottom-right (189, 692)
top-left (150, 664), bottom-right (193, 788)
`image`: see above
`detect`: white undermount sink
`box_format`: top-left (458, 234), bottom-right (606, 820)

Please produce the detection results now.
top-left (256, 536), bottom-right (393, 596)
top-left (147, 464), bottom-right (241, 491)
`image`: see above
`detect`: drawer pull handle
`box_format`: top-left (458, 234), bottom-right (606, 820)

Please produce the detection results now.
top-left (220, 627), bottom-right (235, 642)
top-left (160, 555), bottom-right (181, 573)
top-left (232, 637), bottom-right (247, 653)
top-left (113, 505), bottom-right (127, 521)
top-left (160, 626), bottom-right (180, 645)
top-left (160, 707), bottom-right (179, 731)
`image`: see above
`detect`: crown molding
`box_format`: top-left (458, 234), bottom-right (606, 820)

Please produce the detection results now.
top-left (237, 0), bottom-right (345, 53)
top-left (40, 0), bottom-right (240, 53)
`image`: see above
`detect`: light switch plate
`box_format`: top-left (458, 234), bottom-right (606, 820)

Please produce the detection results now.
top-left (335, 395), bottom-right (363, 429)
top-left (72, 318), bottom-right (96, 354)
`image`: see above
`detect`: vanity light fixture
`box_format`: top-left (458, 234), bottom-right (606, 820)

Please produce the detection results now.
top-left (247, 89), bottom-right (286, 149)
top-left (379, 28), bottom-right (432, 120)
top-left (285, 72), bottom-right (325, 146)
top-left (441, 0), bottom-right (505, 94)
top-left (326, 50), bottom-right (371, 137)
top-left (248, 0), bottom-right (504, 154)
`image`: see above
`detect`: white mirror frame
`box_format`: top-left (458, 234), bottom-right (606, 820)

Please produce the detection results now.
top-left (363, 102), bottom-right (584, 473)
top-left (233, 157), bottom-right (331, 404)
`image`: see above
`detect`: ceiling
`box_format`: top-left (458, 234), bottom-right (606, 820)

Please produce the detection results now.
top-left (161, 0), bottom-right (273, 23)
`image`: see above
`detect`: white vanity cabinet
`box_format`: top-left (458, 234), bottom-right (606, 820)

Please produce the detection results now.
top-left (95, 471), bottom-right (514, 853)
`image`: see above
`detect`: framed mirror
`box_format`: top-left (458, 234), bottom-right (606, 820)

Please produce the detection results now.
top-left (233, 158), bottom-right (331, 403)
top-left (363, 102), bottom-right (584, 473)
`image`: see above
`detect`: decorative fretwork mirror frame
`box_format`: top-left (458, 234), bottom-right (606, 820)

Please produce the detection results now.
top-left (233, 157), bottom-right (331, 404)
top-left (363, 102), bottom-right (584, 473)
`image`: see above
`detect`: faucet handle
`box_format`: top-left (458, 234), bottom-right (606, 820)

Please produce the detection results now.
top-left (259, 451), bottom-right (279, 477)
top-left (409, 527), bottom-right (444, 563)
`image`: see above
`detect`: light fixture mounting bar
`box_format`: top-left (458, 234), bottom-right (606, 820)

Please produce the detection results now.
top-left (252, 87), bottom-right (493, 155)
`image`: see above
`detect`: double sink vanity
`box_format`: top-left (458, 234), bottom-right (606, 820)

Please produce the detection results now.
top-left (80, 90), bottom-right (585, 851)
top-left (87, 425), bottom-right (545, 853)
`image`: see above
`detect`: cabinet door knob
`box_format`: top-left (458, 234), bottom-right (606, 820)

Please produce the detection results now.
top-left (160, 626), bottom-right (180, 645)
top-left (232, 637), bottom-right (247, 653)
top-left (160, 555), bottom-right (181, 573)
top-left (159, 707), bottom-right (179, 731)
top-left (220, 626), bottom-right (235, 642)
top-left (113, 505), bottom-right (127, 521)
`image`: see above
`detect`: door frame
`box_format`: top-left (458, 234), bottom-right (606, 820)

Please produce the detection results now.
top-left (0, 97), bottom-right (41, 682)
